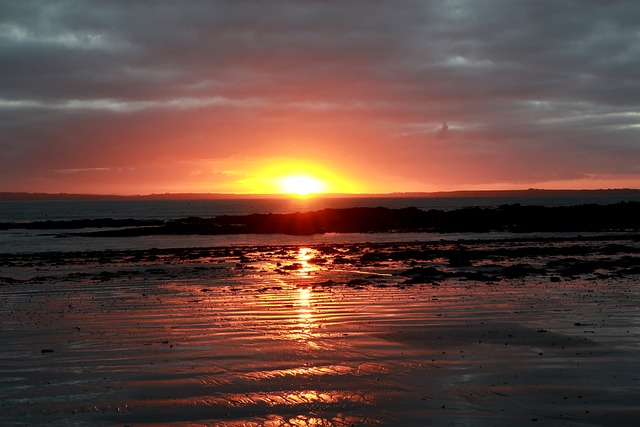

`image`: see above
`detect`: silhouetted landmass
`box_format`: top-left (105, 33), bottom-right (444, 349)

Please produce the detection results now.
top-left (0, 218), bottom-right (162, 231)
top-left (1, 188), bottom-right (639, 201)
top-left (388, 188), bottom-right (640, 198)
top-left (2, 202), bottom-right (635, 237)
top-left (0, 192), bottom-right (246, 201)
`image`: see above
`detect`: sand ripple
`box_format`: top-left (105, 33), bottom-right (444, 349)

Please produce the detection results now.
top-left (1, 237), bottom-right (640, 425)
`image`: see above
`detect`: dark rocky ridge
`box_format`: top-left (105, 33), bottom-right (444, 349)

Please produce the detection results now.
top-left (2, 202), bottom-right (639, 236)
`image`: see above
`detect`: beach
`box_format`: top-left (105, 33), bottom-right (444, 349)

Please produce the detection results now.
top-left (1, 234), bottom-right (639, 426)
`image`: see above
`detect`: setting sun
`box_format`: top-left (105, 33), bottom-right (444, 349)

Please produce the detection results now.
top-left (231, 158), bottom-right (362, 195)
top-left (280, 175), bottom-right (325, 196)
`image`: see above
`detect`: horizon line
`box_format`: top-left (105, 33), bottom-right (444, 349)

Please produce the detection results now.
top-left (1, 188), bottom-right (640, 201)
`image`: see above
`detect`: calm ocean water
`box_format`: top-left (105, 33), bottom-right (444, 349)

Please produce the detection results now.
top-left (1, 195), bottom-right (638, 253)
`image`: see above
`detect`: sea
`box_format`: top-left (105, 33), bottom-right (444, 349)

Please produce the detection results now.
top-left (1, 194), bottom-right (638, 253)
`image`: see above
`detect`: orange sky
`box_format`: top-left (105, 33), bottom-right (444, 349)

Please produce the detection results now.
top-left (1, 2), bottom-right (639, 195)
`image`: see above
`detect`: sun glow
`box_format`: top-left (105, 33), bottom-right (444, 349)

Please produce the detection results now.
top-left (230, 158), bottom-right (361, 195)
top-left (280, 175), bottom-right (325, 197)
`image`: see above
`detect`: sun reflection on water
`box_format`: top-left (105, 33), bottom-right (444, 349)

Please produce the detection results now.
top-left (294, 287), bottom-right (321, 347)
top-left (291, 247), bottom-right (323, 277)
top-left (213, 410), bottom-right (377, 427)
top-left (298, 247), bottom-right (314, 262)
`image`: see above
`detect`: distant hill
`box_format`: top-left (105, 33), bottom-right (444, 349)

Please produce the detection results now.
top-left (0, 188), bottom-right (639, 201)
top-left (0, 192), bottom-right (255, 201)
top-left (385, 189), bottom-right (640, 198)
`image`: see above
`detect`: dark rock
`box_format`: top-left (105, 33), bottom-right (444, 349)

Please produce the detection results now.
top-left (30, 202), bottom-right (639, 237)
top-left (500, 264), bottom-right (544, 278)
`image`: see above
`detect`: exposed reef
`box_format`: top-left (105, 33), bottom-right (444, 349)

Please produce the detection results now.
top-left (1, 202), bottom-right (639, 237)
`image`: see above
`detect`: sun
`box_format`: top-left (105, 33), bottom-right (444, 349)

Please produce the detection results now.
top-left (280, 175), bottom-right (325, 197)
top-left (238, 158), bottom-right (361, 195)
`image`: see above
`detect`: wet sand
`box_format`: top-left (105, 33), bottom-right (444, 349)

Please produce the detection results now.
top-left (1, 235), bottom-right (640, 426)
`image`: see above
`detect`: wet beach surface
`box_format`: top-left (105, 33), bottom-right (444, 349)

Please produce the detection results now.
top-left (1, 235), bottom-right (640, 426)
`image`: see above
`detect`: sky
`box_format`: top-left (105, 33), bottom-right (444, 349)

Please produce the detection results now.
top-left (1, 0), bottom-right (639, 195)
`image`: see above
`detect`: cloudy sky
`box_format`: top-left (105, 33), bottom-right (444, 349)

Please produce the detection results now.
top-left (1, 0), bottom-right (639, 194)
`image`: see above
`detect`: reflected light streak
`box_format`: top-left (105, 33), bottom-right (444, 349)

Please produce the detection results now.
top-left (298, 247), bottom-right (313, 262)
top-left (239, 364), bottom-right (354, 381)
top-left (211, 409), bottom-right (378, 427)
top-left (295, 286), bottom-right (319, 347)
top-left (136, 389), bottom-right (374, 408)
top-left (298, 287), bottom-right (311, 306)
top-left (249, 250), bottom-right (323, 347)
top-left (292, 247), bottom-right (322, 277)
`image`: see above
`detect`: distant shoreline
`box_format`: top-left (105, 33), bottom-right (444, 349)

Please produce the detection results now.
top-left (1, 188), bottom-right (639, 201)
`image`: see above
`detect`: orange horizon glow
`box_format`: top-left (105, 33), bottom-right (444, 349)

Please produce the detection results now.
top-left (224, 159), bottom-right (363, 196)
top-left (9, 156), bottom-right (640, 196)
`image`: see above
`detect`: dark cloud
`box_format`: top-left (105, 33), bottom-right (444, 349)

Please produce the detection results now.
top-left (1, 0), bottom-right (639, 192)
top-left (436, 122), bottom-right (449, 139)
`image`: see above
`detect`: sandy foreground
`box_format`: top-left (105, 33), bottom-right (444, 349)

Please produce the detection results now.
top-left (1, 235), bottom-right (640, 426)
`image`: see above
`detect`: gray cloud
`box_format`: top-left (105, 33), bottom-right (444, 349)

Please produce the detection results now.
top-left (1, 0), bottom-right (639, 192)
